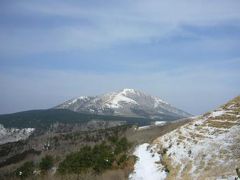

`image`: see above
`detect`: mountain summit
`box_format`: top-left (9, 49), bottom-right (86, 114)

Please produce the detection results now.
top-left (55, 88), bottom-right (191, 120)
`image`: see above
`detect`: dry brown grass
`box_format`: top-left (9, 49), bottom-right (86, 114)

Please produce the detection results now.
top-left (161, 153), bottom-right (181, 180)
top-left (206, 120), bottom-right (237, 129)
top-left (181, 162), bottom-right (193, 180)
top-left (126, 119), bottom-right (191, 145)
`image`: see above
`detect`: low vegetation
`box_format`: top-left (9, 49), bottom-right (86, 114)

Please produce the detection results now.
top-left (0, 109), bottom-right (154, 129)
top-left (58, 136), bottom-right (133, 175)
top-left (13, 155), bottom-right (54, 179)
top-left (39, 155), bottom-right (54, 171)
top-left (0, 149), bottom-right (41, 168)
top-left (0, 125), bottom-right (136, 179)
top-left (15, 161), bottom-right (34, 178)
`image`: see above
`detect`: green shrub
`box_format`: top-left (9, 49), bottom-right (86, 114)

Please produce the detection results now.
top-left (58, 146), bottom-right (93, 174)
top-left (92, 144), bottom-right (114, 173)
top-left (39, 155), bottom-right (53, 171)
top-left (15, 161), bottom-right (34, 178)
top-left (114, 137), bottom-right (129, 154)
top-left (58, 135), bottom-right (132, 175)
top-left (117, 154), bottom-right (127, 166)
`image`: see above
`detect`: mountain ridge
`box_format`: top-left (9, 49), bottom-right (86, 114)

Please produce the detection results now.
top-left (55, 88), bottom-right (191, 120)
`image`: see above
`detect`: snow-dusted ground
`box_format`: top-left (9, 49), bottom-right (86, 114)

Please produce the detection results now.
top-left (210, 109), bottom-right (226, 118)
top-left (152, 97), bottom-right (240, 179)
top-left (129, 143), bottom-right (167, 180)
top-left (0, 124), bottom-right (34, 145)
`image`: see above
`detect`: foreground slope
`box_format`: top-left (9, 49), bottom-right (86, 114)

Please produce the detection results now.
top-left (152, 96), bottom-right (240, 179)
top-left (55, 88), bottom-right (191, 120)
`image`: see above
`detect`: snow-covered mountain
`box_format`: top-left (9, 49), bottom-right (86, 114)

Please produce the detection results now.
top-left (55, 88), bottom-right (191, 120)
top-left (138, 96), bottom-right (240, 179)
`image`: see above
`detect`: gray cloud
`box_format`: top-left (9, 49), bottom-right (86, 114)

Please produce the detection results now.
top-left (1, 0), bottom-right (240, 56)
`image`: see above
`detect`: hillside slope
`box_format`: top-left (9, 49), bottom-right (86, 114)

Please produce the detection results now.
top-left (0, 109), bottom-right (171, 130)
top-left (152, 96), bottom-right (240, 179)
top-left (0, 108), bottom-right (172, 145)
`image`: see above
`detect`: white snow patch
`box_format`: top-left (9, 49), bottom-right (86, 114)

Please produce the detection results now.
top-left (216, 176), bottom-right (239, 180)
top-left (89, 109), bottom-right (95, 112)
top-left (112, 93), bottom-right (138, 105)
top-left (137, 125), bottom-right (151, 130)
top-left (129, 143), bottom-right (167, 180)
top-left (154, 121), bottom-right (167, 126)
top-left (227, 104), bottom-right (236, 109)
top-left (210, 110), bottom-right (226, 118)
top-left (137, 121), bottom-right (166, 130)
top-left (122, 88), bottom-right (137, 95)
top-left (154, 97), bottom-right (168, 108)
top-left (68, 96), bottom-right (89, 105)
top-left (105, 90), bottom-right (138, 108)
top-left (0, 124), bottom-right (35, 145)
top-left (78, 96), bottom-right (88, 100)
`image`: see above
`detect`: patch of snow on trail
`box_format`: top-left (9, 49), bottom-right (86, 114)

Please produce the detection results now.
top-left (210, 110), bottom-right (226, 118)
top-left (129, 143), bottom-right (167, 180)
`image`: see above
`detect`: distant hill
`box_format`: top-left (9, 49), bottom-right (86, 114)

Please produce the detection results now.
top-left (0, 109), bottom-right (177, 130)
top-left (55, 88), bottom-right (191, 120)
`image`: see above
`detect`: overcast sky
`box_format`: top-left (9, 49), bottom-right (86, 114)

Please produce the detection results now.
top-left (0, 0), bottom-right (240, 115)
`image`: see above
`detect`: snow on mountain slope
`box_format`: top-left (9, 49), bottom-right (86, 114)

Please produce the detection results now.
top-left (152, 96), bottom-right (240, 179)
top-left (103, 89), bottom-right (138, 108)
top-left (55, 88), bottom-right (191, 120)
top-left (0, 124), bottom-right (34, 145)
